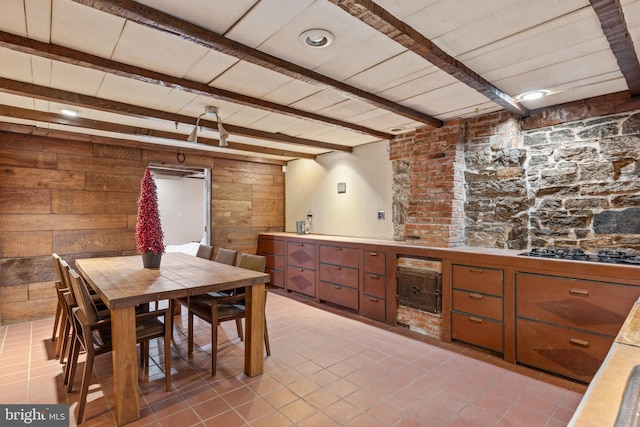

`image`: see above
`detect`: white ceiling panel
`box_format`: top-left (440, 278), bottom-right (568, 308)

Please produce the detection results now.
top-left (111, 22), bottom-right (211, 79)
top-left (50, 0), bottom-right (124, 57)
top-left (0, 0), bottom-right (638, 160)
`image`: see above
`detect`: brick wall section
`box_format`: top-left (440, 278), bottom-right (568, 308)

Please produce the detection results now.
top-left (391, 120), bottom-right (466, 247)
top-left (0, 133), bottom-right (284, 324)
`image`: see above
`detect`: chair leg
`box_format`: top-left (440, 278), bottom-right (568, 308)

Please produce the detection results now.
top-left (235, 319), bottom-right (243, 341)
top-left (76, 347), bottom-right (95, 425)
top-left (51, 301), bottom-right (62, 341)
top-left (59, 318), bottom-right (72, 364)
top-left (264, 319), bottom-right (271, 356)
top-left (56, 310), bottom-right (69, 360)
top-left (65, 331), bottom-right (81, 392)
top-left (187, 311), bottom-right (194, 356)
top-left (211, 306), bottom-right (218, 376)
top-left (164, 311), bottom-right (172, 392)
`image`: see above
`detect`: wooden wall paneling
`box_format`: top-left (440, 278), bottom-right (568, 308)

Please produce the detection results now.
top-left (53, 229), bottom-right (135, 254)
top-left (0, 147), bottom-right (57, 168)
top-left (0, 189), bottom-right (51, 214)
top-left (52, 190), bottom-right (139, 215)
top-left (1, 167), bottom-right (85, 190)
top-left (92, 143), bottom-right (142, 160)
top-left (0, 231), bottom-right (53, 258)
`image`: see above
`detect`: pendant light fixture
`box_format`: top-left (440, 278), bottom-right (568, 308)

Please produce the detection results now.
top-left (187, 106), bottom-right (229, 146)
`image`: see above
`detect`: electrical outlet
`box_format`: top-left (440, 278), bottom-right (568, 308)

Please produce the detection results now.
top-left (377, 211), bottom-right (385, 220)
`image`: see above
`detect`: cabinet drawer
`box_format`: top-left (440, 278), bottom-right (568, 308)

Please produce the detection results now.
top-left (319, 245), bottom-right (359, 267)
top-left (364, 251), bottom-right (386, 275)
top-left (516, 273), bottom-right (640, 336)
top-left (452, 265), bottom-right (503, 296)
top-left (260, 238), bottom-right (283, 254)
top-left (265, 254), bottom-right (283, 271)
top-left (319, 263), bottom-right (358, 287)
top-left (318, 281), bottom-right (358, 311)
top-left (452, 290), bottom-right (502, 321)
top-left (287, 241), bottom-right (316, 269)
top-left (266, 268), bottom-right (283, 288)
top-left (363, 273), bottom-right (385, 298)
top-left (362, 294), bottom-right (385, 321)
top-left (451, 312), bottom-right (503, 353)
top-left (286, 267), bottom-right (315, 297)
top-left (517, 317), bottom-right (613, 382)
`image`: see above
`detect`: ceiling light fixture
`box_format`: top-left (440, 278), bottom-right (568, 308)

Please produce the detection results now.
top-left (187, 106), bottom-right (229, 147)
top-left (60, 108), bottom-right (78, 116)
top-left (518, 90), bottom-right (548, 101)
top-left (299, 29), bottom-right (334, 48)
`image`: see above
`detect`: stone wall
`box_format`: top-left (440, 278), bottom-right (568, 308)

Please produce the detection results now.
top-left (391, 109), bottom-right (640, 251)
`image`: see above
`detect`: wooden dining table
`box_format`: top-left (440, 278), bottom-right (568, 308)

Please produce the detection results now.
top-left (75, 252), bottom-right (270, 426)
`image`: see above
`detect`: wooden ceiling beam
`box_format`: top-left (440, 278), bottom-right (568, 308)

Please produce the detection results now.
top-left (70, 0), bottom-right (443, 128)
top-left (0, 76), bottom-right (351, 152)
top-left (329, 0), bottom-right (529, 117)
top-left (0, 31), bottom-right (390, 140)
top-left (590, 0), bottom-right (640, 96)
top-left (0, 104), bottom-right (316, 159)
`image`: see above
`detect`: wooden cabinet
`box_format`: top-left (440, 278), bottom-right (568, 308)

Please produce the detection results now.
top-left (516, 272), bottom-right (640, 382)
top-left (451, 264), bottom-right (504, 353)
top-left (257, 236), bottom-right (284, 288)
top-left (318, 244), bottom-right (359, 310)
top-left (362, 250), bottom-right (386, 321)
top-left (286, 240), bottom-right (316, 297)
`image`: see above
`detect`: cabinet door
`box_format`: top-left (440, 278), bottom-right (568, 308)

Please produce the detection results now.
top-left (364, 251), bottom-right (386, 275)
top-left (452, 290), bottom-right (502, 321)
top-left (319, 245), bottom-right (358, 267)
top-left (362, 294), bottom-right (385, 321)
top-left (452, 265), bottom-right (503, 296)
top-left (319, 263), bottom-right (358, 288)
top-left (318, 282), bottom-right (358, 311)
top-left (286, 267), bottom-right (315, 297)
top-left (517, 273), bottom-right (640, 336)
top-left (363, 273), bottom-right (385, 298)
top-left (517, 317), bottom-right (613, 382)
top-left (287, 241), bottom-right (316, 269)
top-left (451, 312), bottom-right (503, 353)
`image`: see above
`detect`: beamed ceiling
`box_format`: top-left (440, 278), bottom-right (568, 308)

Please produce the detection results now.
top-left (1, 0), bottom-right (640, 163)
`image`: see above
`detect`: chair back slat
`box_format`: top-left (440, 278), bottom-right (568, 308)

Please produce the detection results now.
top-left (68, 269), bottom-right (101, 324)
top-left (215, 248), bottom-right (238, 266)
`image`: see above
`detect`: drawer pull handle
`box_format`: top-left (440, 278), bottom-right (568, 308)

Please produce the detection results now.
top-left (368, 297), bottom-right (379, 302)
top-left (297, 243), bottom-right (304, 247)
top-left (469, 293), bottom-right (483, 300)
top-left (334, 266), bottom-right (342, 270)
top-left (333, 286), bottom-right (341, 290)
top-left (467, 268), bottom-right (484, 274)
top-left (334, 247), bottom-right (342, 251)
top-left (570, 338), bottom-right (589, 348)
top-left (369, 274), bottom-right (379, 279)
top-left (298, 269), bottom-right (304, 273)
top-left (469, 316), bottom-right (483, 323)
top-left (369, 252), bottom-right (378, 257)
top-left (569, 289), bottom-right (589, 296)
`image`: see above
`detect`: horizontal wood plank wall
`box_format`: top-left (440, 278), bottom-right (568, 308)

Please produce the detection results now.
top-left (0, 133), bottom-right (285, 324)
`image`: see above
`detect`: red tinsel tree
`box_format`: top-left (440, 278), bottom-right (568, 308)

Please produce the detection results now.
top-left (136, 167), bottom-right (164, 254)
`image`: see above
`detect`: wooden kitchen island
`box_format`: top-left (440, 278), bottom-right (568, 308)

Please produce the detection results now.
top-left (259, 232), bottom-right (640, 384)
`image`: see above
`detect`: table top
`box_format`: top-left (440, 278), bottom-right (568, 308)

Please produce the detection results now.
top-left (75, 252), bottom-right (269, 309)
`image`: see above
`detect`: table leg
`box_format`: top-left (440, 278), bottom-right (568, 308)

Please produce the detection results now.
top-left (244, 283), bottom-right (265, 376)
top-left (111, 306), bottom-right (139, 425)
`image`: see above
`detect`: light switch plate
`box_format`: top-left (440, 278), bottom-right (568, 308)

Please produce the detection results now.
top-left (337, 182), bottom-right (346, 193)
top-left (377, 211), bottom-right (385, 220)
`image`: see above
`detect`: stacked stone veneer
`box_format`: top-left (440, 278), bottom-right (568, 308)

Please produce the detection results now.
top-left (391, 110), bottom-right (640, 251)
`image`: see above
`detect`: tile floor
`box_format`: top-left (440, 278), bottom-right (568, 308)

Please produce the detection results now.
top-left (0, 289), bottom-right (586, 427)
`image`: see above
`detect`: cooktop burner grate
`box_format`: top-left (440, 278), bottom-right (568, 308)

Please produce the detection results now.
top-left (519, 248), bottom-right (640, 265)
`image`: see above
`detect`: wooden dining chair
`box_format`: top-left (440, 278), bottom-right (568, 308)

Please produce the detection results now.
top-left (66, 269), bottom-right (173, 424)
top-left (187, 253), bottom-right (270, 376)
top-left (196, 244), bottom-right (215, 260)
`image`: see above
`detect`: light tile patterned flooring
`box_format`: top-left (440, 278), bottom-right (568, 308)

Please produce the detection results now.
top-left (0, 289), bottom-right (586, 426)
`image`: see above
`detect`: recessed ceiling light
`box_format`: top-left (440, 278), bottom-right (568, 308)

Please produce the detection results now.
top-left (60, 108), bottom-right (78, 116)
top-left (299, 29), bottom-right (334, 48)
top-left (518, 90), bottom-right (548, 101)
top-left (390, 127), bottom-right (406, 134)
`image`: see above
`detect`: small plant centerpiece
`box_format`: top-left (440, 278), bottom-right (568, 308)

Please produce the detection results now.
top-left (136, 167), bottom-right (164, 268)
